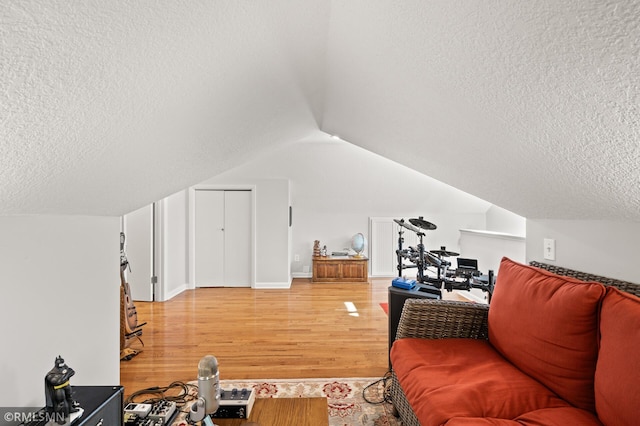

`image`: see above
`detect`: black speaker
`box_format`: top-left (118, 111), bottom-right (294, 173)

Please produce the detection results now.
top-left (388, 285), bottom-right (440, 368)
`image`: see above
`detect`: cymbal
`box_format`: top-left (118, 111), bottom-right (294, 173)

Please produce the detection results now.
top-left (409, 217), bottom-right (437, 230)
top-left (394, 218), bottom-right (424, 235)
top-left (430, 248), bottom-right (459, 257)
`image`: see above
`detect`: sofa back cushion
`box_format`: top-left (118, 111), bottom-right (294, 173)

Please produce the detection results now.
top-left (488, 257), bottom-right (606, 412)
top-left (594, 287), bottom-right (640, 426)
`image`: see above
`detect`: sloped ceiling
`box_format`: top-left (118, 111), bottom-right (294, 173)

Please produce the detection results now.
top-left (1, 0), bottom-right (328, 215)
top-left (322, 1), bottom-right (640, 221)
top-left (2, 1), bottom-right (639, 220)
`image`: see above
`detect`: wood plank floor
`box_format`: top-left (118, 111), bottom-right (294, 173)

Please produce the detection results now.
top-left (120, 278), bottom-right (465, 396)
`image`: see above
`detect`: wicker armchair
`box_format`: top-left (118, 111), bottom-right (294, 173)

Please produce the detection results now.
top-left (390, 299), bottom-right (490, 426)
top-left (389, 261), bottom-right (640, 426)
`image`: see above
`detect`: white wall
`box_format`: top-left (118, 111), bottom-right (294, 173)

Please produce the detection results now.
top-left (207, 132), bottom-right (521, 277)
top-left (0, 215), bottom-right (119, 406)
top-left (526, 219), bottom-right (640, 283)
top-left (122, 193), bottom-right (189, 302)
top-left (486, 205), bottom-right (526, 236)
top-left (151, 132), bottom-right (524, 295)
top-left (159, 190), bottom-right (189, 300)
top-left (122, 204), bottom-right (154, 302)
top-left (459, 230), bottom-right (526, 275)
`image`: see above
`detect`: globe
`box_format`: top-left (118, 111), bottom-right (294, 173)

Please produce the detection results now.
top-left (351, 233), bottom-right (365, 258)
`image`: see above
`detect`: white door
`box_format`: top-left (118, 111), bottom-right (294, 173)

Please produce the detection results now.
top-left (195, 190), bottom-right (225, 286)
top-left (122, 204), bottom-right (154, 301)
top-left (370, 218), bottom-right (394, 277)
top-left (222, 190), bottom-right (252, 286)
top-left (194, 190), bottom-right (252, 287)
top-left (369, 217), bottom-right (419, 277)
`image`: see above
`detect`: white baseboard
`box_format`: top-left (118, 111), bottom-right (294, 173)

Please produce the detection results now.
top-left (253, 281), bottom-right (291, 289)
top-left (291, 272), bottom-right (312, 279)
top-left (164, 284), bottom-right (188, 301)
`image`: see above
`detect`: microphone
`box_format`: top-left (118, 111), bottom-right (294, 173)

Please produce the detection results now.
top-left (190, 355), bottom-right (220, 424)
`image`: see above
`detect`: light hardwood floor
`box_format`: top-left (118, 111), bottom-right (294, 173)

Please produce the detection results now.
top-left (120, 278), bottom-right (465, 396)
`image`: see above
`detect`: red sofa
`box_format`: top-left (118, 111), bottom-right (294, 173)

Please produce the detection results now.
top-left (390, 257), bottom-right (640, 426)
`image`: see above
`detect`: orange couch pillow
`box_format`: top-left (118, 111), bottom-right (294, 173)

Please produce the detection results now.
top-left (488, 258), bottom-right (606, 412)
top-left (594, 287), bottom-right (640, 426)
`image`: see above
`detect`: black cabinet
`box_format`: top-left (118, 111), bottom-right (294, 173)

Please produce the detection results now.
top-left (73, 386), bottom-right (123, 426)
top-left (23, 386), bottom-right (123, 426)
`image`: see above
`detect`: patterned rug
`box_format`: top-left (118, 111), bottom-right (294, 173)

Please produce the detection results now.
top-left (215, 377), bottom-right (401, 426)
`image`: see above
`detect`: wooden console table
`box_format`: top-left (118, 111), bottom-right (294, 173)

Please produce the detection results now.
top-left (312, 256), bottom-right (369, 283)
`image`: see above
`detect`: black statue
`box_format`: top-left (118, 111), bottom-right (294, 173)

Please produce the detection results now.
top-left (45, 355), bottom-right (79, 424)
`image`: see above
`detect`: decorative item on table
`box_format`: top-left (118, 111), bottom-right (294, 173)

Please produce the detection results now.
top-left (351, 233), bottom-right (366, 258)
top-left (313, 240), bottom-right (321, 257)
top-left (45, 355), bottom-right (82, 425)
top-left (321, 245), bottom-right (328, 257)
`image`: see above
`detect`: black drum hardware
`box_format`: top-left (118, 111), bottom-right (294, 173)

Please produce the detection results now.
top-left (394, 217), bottom-right (494, 300)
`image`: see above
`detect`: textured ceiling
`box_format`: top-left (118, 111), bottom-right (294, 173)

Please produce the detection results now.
top-left (322, 0), bottom-right (640, 221)
top-left (1, 1), bottom-right (639, 220)
top-left (0, 0), bottom-right (327, 215)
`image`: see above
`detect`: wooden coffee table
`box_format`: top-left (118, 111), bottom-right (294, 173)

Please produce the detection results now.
top-left (213, 397), bottom-right (328, 426)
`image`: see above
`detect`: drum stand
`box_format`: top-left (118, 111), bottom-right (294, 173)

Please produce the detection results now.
top-left (395, 219), bottom-right (439, 284)
top-left (393, 217), bottom-right (496, 301)
top-left (396, 225), bottom-right (405, 278)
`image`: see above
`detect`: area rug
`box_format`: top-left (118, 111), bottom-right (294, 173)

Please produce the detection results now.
top-left (379, 302), bottom-right (388, 315)
top-left (216, 377), bottom-right (401, 426)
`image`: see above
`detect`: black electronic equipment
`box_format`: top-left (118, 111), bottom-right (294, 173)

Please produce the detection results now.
top-left (457, 257), bottom-right (477, 269)
top-left (211, 388), bottom-right (256, 419)
top-left (457, 257), bottom-right (478, 272)
top-left (24, 386), bottom-right (123, 426)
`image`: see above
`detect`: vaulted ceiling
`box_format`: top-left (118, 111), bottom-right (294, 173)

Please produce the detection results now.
top-left (2, 1), bottom-right (639, 220)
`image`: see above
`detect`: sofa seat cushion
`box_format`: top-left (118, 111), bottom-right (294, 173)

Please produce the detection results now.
top-left (594, 287), bottom-right (640, 426)
top-left (391, 338), bottom-right (572, 426)
top-left (488, 257), bottom-right (605, 412)
top-left (444, 407), bottom-right (602, 425)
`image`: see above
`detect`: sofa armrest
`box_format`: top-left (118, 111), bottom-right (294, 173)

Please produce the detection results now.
top-left (395, 299), bottom-right (489, 340)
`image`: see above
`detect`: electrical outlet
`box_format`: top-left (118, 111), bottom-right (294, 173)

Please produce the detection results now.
top-left (543, 238), bottom-right (556, 260)
top-left (294, 254), bottom-right (300, 262)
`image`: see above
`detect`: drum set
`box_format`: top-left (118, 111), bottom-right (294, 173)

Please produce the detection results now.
top-left (394, 217), bottom-right (494, 298)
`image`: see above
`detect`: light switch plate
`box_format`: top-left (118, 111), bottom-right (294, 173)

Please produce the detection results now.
top-left (543, 238), bottom-right (556, 260)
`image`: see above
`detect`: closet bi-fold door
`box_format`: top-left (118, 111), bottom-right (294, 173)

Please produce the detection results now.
top-left (194, 189), bottom-right (251, 287)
